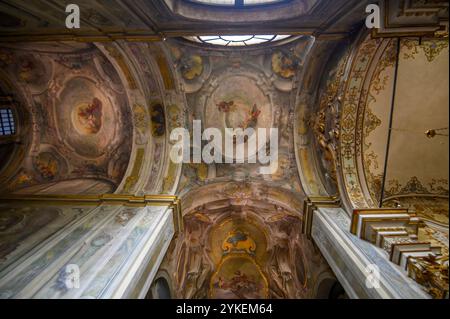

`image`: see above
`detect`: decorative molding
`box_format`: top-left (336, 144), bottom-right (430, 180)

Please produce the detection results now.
top-left (312, 207), bottom-right (431, 299)
top-left (104, 45), bottom-right (138, 89)
top-left (373, 0), bottom-right (449, 38)
top-left (408, 254), bottom-right (449, 299)
top-left (349, 207), bottom-right (448, 298)
top-left (302, 196), bottom-right (340, 238)
top-left (123, 148), bottom-right (145, 193)
top-left (0, 193), bottom-right (183, 234)
top-left (402, 38), bottom-right (449, 62)
top-left (350, 208), bottom-right (419, 238)
top-left (339, 33), bottom-right (381, 209)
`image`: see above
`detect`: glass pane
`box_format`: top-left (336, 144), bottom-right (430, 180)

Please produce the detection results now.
top-left (272, 35), bottom-right (291, 41)
top-left (200, 36), bottom-right (222, 41)
top-left (227, 41), bottom-right (245, 46)
top-left (207, 38), bottom-right (230, 45)
top-left (244, 37), bottom-right (269, 45)
top-left (254, 35), bottom-right (276, 40)
top-left (244, 0), bottom-right (284, 5)
top-left (221, 35), bottom-right (254, 42)
top-left (0, 108), bottom-right (15, 136)
top-left (190, 0), bottom-right (235, 6)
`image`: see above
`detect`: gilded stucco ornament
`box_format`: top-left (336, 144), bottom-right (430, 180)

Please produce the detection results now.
top-left (271, 51), bottom-right (298, 79)
top-left (180, 55), bottom-right (203, 81)
top-left (169, 44), bottom-right (206, 83)
top-left (309, 48), bottom-right (348, 192)
top-left (402, 38), bottom-right (449, 63)
top-left (132, 104), bottom-right (149, 145)
top-left (408, 255), bottom-right (449, 299)
top-left (123, 148), bottom-right (145, 193)
top-left (222, 230), bottom-right (257, 256)
top-left (339, 34), bottom-right (381, 208)
top-left (311, 109), bottom-right (338, 185)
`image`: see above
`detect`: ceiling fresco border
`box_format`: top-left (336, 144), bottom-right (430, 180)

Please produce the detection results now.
top-left (337, 31), bottom-right (384, 211)
top-left (294, 39), bottom-right (340, 199)
top-left (358, 38), bottom-right (397, 207)
top-left (96, 41), bottom-right (186, 196)
top-left (309, 42), bottom-right (353, 198)
top-left (180, 181), bottom-right (306, 217)
top-left (291, 34), bottom-right (365, 234)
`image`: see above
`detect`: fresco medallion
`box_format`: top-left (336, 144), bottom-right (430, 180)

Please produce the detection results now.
top-left (204, 75), bottom-right (273, 161)
top-left (72, 98), bottom-right (103, 135)
top-left (57, 77), bottom-right (118, 158)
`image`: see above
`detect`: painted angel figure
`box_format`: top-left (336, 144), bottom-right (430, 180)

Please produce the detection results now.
top-left (77, 97), bottom-right (103, 134)
top-left (217, 100), bottom-right (235, 113)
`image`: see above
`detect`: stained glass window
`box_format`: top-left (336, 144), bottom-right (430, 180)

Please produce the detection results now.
top-left (0, 108), bottom-right (15, 136)
top-left (186, 34), bottom-right (291, 46)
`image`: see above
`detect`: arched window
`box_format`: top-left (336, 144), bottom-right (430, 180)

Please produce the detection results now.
top-left (0, 97), bottom-right (19, 176)
top-left (187, 0), bottom-right (289, 7)
top-left (185, 34), bottom-right (292, 46)
top-left (0, 107), bottom-right (15, 136)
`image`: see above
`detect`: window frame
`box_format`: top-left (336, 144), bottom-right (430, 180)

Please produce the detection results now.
top-left (185, 0), bottom-right (292, 8)
top-left (185, 34), bottom-right (293, 47)
top-left (0, 107), bottom-right (16, 137)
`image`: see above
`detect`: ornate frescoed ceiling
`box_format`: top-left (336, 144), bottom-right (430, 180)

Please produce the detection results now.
top-left (152, 35), bottom-right (346, 299)
top-left (158, 182), bottom-right (335, 299)
top-left (170, 36), bottom-right (315, 196)
top-left (0, 0), bottom-right (448, 301)
top-left (298, 29), bottom-right (449, 299)
top-left (0, 40), bottom-right (186, 196)
top-left (302, 32), bottom-right (449, 211)
top-left (0, 43), bottom-right (133, 194)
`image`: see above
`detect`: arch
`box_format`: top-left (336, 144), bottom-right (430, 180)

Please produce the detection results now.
top-left (163, 0), bottom-right (318, 23)
top-left (158, 181), bottom-right (333, 299)
top-left (147, 276), bottom-right (172, 299)
top-left (0, 71), bottom-right (31, 190)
